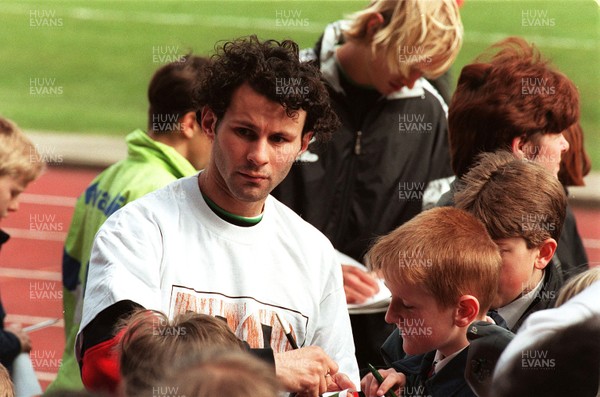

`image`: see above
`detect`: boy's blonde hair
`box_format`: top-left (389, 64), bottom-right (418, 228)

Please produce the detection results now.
top-left (367, 207), bottom-right (501, 316)
top-left (119, 309), bottom-right (246, 397)
top-left (0, 117), bottom-right (44, 182)
top-left (344, 0), bottom-right (463, 80)
top-left (0, 364), bottom-right (14, 397)
top-left (555, 268), bottom-right (600, 307)
top-left (455, 151), bottom-right (567, 248)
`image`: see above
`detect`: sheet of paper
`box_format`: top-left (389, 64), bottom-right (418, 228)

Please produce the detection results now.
top-left (347, 278), bottom-right (391, 314)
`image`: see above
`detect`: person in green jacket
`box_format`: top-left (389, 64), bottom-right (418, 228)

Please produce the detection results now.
top-left (47, 55), bottom-right (211, 392)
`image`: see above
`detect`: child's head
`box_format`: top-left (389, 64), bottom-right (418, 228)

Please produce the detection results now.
top-left (0, 364), bottom-right (14, 397)
top-left (119, 310), bottom-right (245, 397)
top-left (449, 37), bottom-right (579, 178)
top-left (555, 268), bottom-right (600, 307)
top-left (159, 349), bottom-right (280, 397)
top-left (455, 150), bottom-right (567, 308)
top-left (0, 117), bottom-right (45, 221)
top-left (344, 0), bottom-right (463, 82)
top-left (367, 206), bottom-right (501, 356)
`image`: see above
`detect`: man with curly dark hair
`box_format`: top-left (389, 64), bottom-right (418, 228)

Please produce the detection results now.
top-left (76, 36), bottom-right (359, 397)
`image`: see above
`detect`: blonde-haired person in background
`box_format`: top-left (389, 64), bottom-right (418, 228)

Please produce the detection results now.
top-left (0, 364), bottom-right (14, 397)
top-left (0, 117), bottom-right (44, 394)
top-left (555, 267), bottom-right (600, 307)
top-left (273, 0), bottom-right (463, 370)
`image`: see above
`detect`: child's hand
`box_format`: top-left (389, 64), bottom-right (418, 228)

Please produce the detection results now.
top-left (360, 368), bottom-right (405, 397)
top-left (6, 323), bottom-right (32, 352)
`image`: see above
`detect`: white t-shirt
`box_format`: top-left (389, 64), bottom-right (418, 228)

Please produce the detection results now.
top-left (78, 174), bottom-right (359, 383)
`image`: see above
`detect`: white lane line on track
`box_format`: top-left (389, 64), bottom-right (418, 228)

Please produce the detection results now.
top-left (20, 193), bottom-right (77, 207)
top-left (583, 238), bottom-right (600, 249)
top-left (0, 267), bottom-right (61, 281)
top-left (35, 371), bottom-right (58, 382)
top-left (5, 314), bottom-right (64, 328)
top-left (1, 228), bottom-right (67, 242)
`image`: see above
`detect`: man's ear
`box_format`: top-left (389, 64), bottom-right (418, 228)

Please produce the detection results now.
top-left (455, 295), bottom-right (480, 327)
top-left (200, 106), bottom-right (218, 141)
top-left (299, 132), bottom-right (313, 154)
top-left (178, 111), bottom-right (197, 139)
top-left (365, 12), bottom-right (385, 39)
top-left (534, 238), bottom-right (558, 270)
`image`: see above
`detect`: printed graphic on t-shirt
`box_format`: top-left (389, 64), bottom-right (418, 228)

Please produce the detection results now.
top-left (169, 285), bottom-right (309, 352)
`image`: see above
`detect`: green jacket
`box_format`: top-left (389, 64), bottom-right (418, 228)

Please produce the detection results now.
top-left (47, 129), bottom-right (197, 391)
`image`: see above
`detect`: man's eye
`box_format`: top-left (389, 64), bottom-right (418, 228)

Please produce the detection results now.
top-left (271, 135), bottom-right (287, 143)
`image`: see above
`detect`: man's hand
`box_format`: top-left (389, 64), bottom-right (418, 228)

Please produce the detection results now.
top-left (6, 323), bottom-right (32, 352)
top-left (274, 346), bottom-right (345, 396)
top-left (342, 265), bottom-right (380, 304)
top-left (326, 371), bottom-right (357, 393)
top-left (360, 368), bottom-right (405, 397)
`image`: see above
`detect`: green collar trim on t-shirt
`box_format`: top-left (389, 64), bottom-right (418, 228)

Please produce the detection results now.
top-left (201, 192), bottom-right (263, 227)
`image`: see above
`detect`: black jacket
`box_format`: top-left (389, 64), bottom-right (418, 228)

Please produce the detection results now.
top-left (274, 21), bottom-right (453, 263)
top-left (392, 348), bottom-right (476, 397)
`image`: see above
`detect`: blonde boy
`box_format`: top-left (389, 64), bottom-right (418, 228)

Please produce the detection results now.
top-left (361, 207), bottom-right (501, 397)
top-left (0, 117), bottom-right (44, 220)
top-left (455, 151), bottom-right (567, 330)
top-left (0, 117), bottom-right (44, 368)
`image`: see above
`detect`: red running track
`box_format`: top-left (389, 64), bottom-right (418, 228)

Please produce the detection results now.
top-left (0, 166), bottom-right (599, 391)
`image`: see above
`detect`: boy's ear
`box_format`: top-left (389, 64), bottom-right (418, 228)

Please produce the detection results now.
top-left (534, 238), bottom-right (558, 270)
top-left (455, 295), bottom-right (480, 328)
top-left (178, 111), bottom-right (197, 139)
top-left (365, 12), bottom-right (385, 38)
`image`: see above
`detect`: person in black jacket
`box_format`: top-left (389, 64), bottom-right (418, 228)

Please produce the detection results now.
top-left (273, 0), bottom-right (463, 370)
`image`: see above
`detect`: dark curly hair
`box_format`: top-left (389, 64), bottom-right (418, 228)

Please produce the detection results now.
top-left (194, 35), bottom-right (338, 142)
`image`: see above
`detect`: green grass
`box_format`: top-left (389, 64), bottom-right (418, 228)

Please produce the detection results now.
top-left (0, 0), bottom-right (598, 166)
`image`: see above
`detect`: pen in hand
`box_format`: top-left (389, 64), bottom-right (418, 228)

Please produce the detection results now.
top-left (276, 313), bottom-right (299, 349)
top-left (367, 363), bottom-right (398, 397)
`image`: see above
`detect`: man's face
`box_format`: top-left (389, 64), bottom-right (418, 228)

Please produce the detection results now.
top-left (202, 83), bottom-right (311, 210)
top-left (0, 175), bottom-right (27, 222)
top-left (368, 46), bottom-right (422, 95)
top-left (385, 280), bottom-right (460, 356)
top-left (492, 237), bottom-right (541, 308)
